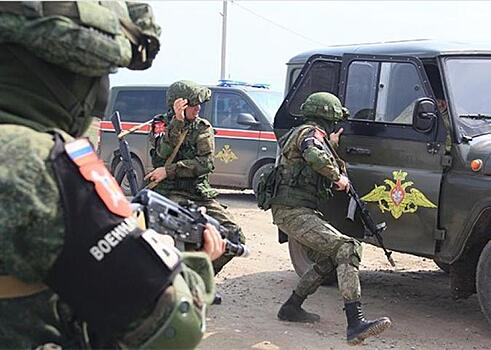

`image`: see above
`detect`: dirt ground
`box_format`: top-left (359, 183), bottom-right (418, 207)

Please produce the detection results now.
top-left (198, 191), bottom-right (490, 350)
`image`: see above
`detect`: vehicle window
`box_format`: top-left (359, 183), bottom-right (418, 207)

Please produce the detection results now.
top-left (112, 90), bottom-right (167, 122)
top-left (345, 61), bottom-right (379, 120)
top-left (378, 62), bottom-right (425, 124)
top-left (444, 57), bottom-right (491, 137)
top-left (346, 61), bottom-right (425, 124)
top-left (246, 91), bottom-right (283, 124)
top-left (213, 93), bottom-right (256, 129)
top-left (288, 67), bottom-right (302, 90)
top-left (288, 60), bottom-right (340, 117)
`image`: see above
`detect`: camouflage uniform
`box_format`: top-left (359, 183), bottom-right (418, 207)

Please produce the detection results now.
top-left (0, 2), bottom-right (214, 349)
top-left (271, 122), bottom-right (362, 302)
top-left (271, 92), bottom-right (391, 345)
top-left (152, 80), bottom-right (245, 274)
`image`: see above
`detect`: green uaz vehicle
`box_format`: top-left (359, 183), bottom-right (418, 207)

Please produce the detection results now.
top-left (275, 40), bottom-right (491, 325)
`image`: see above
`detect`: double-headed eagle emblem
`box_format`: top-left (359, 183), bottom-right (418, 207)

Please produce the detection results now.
top-left (215, 144), bottom-right (238, 164)
top-left (361, 170), bottom-right (437, 219)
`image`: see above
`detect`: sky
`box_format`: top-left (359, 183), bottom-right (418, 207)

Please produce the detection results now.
top-left (110, 0), bottom-right (491, 93)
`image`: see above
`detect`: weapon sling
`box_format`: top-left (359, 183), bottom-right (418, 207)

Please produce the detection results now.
top-left (146, 129), bottom-right (188, 190)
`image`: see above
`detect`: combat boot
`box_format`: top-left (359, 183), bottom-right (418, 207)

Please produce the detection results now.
top-left (277, 291), bottom-right (320, 323)
top-left (212, 292), bottom-right (223, 305)
top-left (344, 301), bottom-right (391, 345)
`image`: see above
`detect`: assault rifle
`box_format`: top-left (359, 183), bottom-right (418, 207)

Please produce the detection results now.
top-left (325, 140), bottom-right (395, 267)
top-left (111, 111), bottom-right (140, 196)
top-left (132, 189), bottom-right (250, 257)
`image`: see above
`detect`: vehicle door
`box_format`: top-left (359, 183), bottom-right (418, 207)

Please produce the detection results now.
top-left (275, 54), bottom-right (342, 137)
top-left (276, 54), bottom-right (447, 256)
top-left (210, 91), bottom-right (261, 188)
top-left (336, 55), bottom-right (447, 255)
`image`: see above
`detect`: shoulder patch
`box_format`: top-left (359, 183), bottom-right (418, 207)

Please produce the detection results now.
top-left (65, 139), bottom-right (132, 218)
top-left (152, 114), bottom-right (168, 136)
top-left (299, 127), bottom-right (326, 153)
top-left (314, 127), bottom-right (326, 140)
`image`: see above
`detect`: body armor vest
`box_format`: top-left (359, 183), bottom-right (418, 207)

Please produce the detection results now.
top-left (153, 115), bottom-right (217, 198)
top-left (272, 124), bottom-right (333, 209)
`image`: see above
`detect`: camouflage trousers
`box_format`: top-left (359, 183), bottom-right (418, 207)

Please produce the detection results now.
top-left (272, 205), bottom-right (362, 302)
top-left (163, 191), bottom-right (245, 275)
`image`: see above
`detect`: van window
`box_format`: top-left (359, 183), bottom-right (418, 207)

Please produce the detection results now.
top-left (345, 61), bottom-right (425, 124)
top-left (288, 60), bottom-right (340, 117)
top-left (112, 90), bottom-right (167, 122)
top-left (289, 67), bottom-right (302, 90)
top-left (345, 61), bottom-right (379, 120)
top-left (213, 92), bottom-right (256, 129)
top-left (246, 91), bottom-right (283, 123)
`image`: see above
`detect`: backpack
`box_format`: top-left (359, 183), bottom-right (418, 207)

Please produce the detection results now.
top-left (256, 165), bottom-right (278, 211)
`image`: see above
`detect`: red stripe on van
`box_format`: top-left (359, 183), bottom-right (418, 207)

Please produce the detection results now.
top-left (215, 128), bottom-right (277, 141)
top-left (99, 122), bottom-right (277, 141)
top-left (99, 121), bottom-right (151, 133)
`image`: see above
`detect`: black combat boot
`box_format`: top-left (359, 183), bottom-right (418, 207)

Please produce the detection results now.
top-left (344, 301), bottom-right (391, 345)
top-left (212, 292), bottom-right (223, 305)
top-left (277, 292), bottom-right (320, 323)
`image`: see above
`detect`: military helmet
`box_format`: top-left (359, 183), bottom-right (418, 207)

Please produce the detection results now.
top-left (0, 1), bottom-right (161, 77)
top-left (300, 92), bottom-right (349, 122)
top-left (167, 80), bottom-right (212, 109)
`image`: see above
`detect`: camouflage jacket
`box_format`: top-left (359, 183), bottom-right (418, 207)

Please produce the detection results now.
top-left (0, 125), bottom-right (214, 348)
top-left (271, 121), bottom-right (341, 209)
top-left (153, 114), bottom-right (218, 199)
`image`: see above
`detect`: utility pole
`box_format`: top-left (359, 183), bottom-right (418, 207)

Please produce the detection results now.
top-left (220, 0), bottom-right (228, 80)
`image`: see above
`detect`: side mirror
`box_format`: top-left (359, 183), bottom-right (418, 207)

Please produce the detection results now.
top-left (412, 98), bottom-right (437, 133)
top-left (237, 113), bottom-right (260, 126)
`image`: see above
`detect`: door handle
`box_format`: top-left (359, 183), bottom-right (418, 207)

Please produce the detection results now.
top-left (346, 147), bottom-right (371, 156)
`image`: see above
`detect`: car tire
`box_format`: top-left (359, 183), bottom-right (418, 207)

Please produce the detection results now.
top-left (252, 162), bottom-right (274, 197)
top-left (288, 238), bottom-right (337, 286)
top-left (114, 157), bottom-right (144, 196)
top-left (476, 240), bottom-right (491, 325)
top-left (434, 259), bottom-right (450, 273)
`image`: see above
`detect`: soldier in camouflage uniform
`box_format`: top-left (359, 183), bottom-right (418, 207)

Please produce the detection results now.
top-left (271, 92), bottom-right (391, 345)
top-left (146, 80), bottom-right (246, 276)
top-left (0, 2), bottom-right (224, 349)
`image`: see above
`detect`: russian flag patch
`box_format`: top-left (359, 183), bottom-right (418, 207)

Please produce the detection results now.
top-left (65, 139), bottom-right (97, 166)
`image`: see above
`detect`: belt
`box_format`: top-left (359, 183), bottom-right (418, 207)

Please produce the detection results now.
top-left (0, 275), bottom-right (48, 299)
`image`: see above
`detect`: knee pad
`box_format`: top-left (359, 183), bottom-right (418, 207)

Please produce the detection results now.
top-left (313, 257), bottom-right (335, 276)
top-left (335, 240), bottom-right (362, 268)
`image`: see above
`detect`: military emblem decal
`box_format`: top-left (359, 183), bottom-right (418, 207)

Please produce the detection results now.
top-left (361, 170), bottom-right (437, 219)
top-left (215, 144), bottom-right (238, 163)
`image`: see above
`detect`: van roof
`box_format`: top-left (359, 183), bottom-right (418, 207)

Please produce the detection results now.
top-left (110, 84), bottom-right (279, 93)
top-left (287, 39), bottom-right (491, 64)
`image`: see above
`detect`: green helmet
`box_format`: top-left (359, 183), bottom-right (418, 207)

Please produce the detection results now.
top-left (300, 92), bottom-right (349, 122)
top-left (0, 1), bottom-right (161, 136)
top-left (0, 1), bottom-right (161, 76)
top-left (167, 80), bottom-right (212, 109)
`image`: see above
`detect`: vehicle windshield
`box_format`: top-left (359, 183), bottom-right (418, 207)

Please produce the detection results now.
top-left (444, 57), bottom-right (491, 137)
top-left (247, 90), bottom-right (283, 123)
